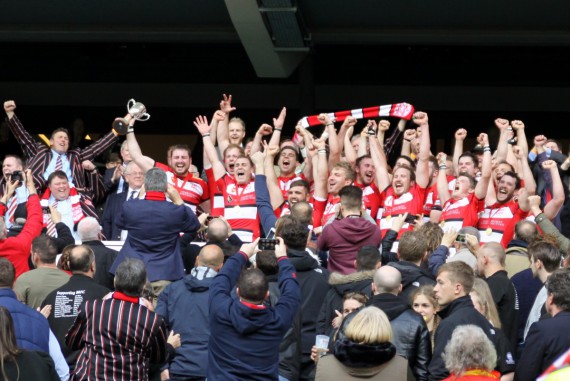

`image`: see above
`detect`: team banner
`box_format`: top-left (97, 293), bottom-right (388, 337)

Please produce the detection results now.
top-left (299, 102), bottom-right (415, 128)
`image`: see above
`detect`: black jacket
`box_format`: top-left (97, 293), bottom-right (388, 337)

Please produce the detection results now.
top-left (82, 240), bottom-right (118, 290)
top-left (368, 293), bottom-right (431, 381)
top-left (268, 275), bottom-right (303, 381)
top-left (386, 261), bottom-right (435, 304)
top-left (287, 248), bottom-right (330, 380)
top-left (316, 270), bottom-right (375, 336)
top-left (429, 295), bottom-right (516, 381)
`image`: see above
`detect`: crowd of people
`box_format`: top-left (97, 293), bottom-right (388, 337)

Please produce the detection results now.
top-left (0, 94), bottom-right (569, 381)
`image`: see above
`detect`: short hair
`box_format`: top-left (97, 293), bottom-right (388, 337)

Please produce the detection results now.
top-left (528, 241), bottom-right (561, 272)
top-left (207, 219), bottom-right (229, 243)
top-left (480, 242), bottom-right (506, 267)
top-left (0, 258), bottom-right (15, 288)
top-left (442, 325), bottom-right (497, 376)
top-left (114, 258), bottom-right (147, 297)
top-left (77, 217), bottom-right (101, 242)
top-left (69, 245), bottom-right (95, 273)
top-left (500, 171), bottom-right (522, 190)
top-left (256, 250), bottom-right (278, 276)
top-left (398, 231), bottom-right (427, 262)
top-left (355, 155), bottom-right (372, 168)
top-left (458, 226), bottom-right (480, 244)
top-left (290, 202), bottom-right (313, 227)
top-left (457, 174), bottom-right (477, 190)
top-left (416, 222), bottom-right (444, 254)
top-left (120, 140), bottom-right (129, 152)
top-left (236, 154), bottom-right (254, 167)
top-left (514, 220), bottom-right (538, 243)
top-left (144, 167), bottom-right (167, 192)
top-left (394, 164), bottom-right (416, 182)
top-left (356, 246), bottom-right (380, 271)
top-left (237, 268), bottom-right (268, 303)
top-left (279, 219), bottom-right (309, 251)
top-left (332, 162), bottom-right (356, 182)
top-left (167, 144), bottom-right (191, 160)
top-left (428, 156), bottom-right (439, 172)
top-left (223, 144), bottom-right (245, 159)
top-left (197, 245), bottom-right (224, 269)
top-left (2, 154), bottom-right (23, 169)
top-left (410, 284), bottom-right (439, 310)
top-left (289, 179), bottom-right (310, 194)
top-left (373, 266), bottom-right (401, 294)
top-left (471, 278), bottom-right (502, 328)
top-left (546, 268), bottom-right (570, 311)
top-left (343, 306), bottom-right (392, 344)
top-left (32, 236), bottom-right (58, 264)
top-left (124, 161), bottom-right (142, 176)
top-left (395, 155), bottom-right (416, 169)
top-left (50, 127), bottom-right (70, 140)
top-left (47, 170), bottom-right (69, 186)
top-left (437, 261), bottom-right (475, 294)
top-left (229, 117), bottom-right (246, 131)
top-left (339, 185), bottom-right (362, 211)
top-left (458, 152), bottom-right (478, 169)
top-left (342, 291), bottom-right (369, 306)
top-left (495, 160), bottom-right (514, 172)
top-left (545, 139), bottom-right (562, 151)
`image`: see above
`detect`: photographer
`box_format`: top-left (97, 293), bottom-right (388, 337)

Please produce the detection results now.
top-left (1, 155), bottom-right (28, 231)
top-left (0, 169), bottom-right (43, 277)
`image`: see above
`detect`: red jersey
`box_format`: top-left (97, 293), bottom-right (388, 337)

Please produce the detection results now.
top-left (440, 193), bottom-right (484, 231)
top-left (423, 183), bottom-right (441, 219)
top-left (216, 174), bottom-right (259, 242)
top-left (478, 199), bottom-right (529, 248)
top-left (354, 181), bottom-right (382, 220)
top-left (155, 162), bottom-right (209, 213)
top-left (379, 184), bottom-right (427, 239)
top-left (205, 167), bottom-right (225, 217)
top-left (312, 194), bottom-right (340, 228)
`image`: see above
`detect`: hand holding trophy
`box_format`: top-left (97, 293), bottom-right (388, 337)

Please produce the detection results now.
top-left (112, 99), bottom-right (151, 135)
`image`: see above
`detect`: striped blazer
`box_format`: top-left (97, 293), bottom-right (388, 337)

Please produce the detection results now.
top-left (66, 297), bottom-right (169, 381)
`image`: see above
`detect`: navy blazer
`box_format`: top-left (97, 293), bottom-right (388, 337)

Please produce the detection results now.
top-left (110, 197), bottom-right (200, 282)
top-left (102, 189), bottom-right (129, 241)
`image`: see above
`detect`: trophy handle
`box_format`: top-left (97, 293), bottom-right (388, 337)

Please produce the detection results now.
top-left (127, 99), bottom-right (136, 111)
top-left (137, 113), bottom-right (150, 121)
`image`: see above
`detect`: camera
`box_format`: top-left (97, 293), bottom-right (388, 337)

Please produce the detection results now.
top-left (404, 214), bottom-right (418, 224)
top-left (259, 238), bottom-right (278, 251)
top-left (42, 206), bottom-right (51, 215)
top-left (455, 234), bottom-right (466, 243)
top-left (10, 171), bottom-right (23, 187)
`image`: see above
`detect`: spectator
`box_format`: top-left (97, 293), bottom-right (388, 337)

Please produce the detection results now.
top-left (315, 307), bottom-right (408, 381)
top-left (515, 268), bottom-right (570, 381)
top-left (368, 266), bottom-right (431, 381)
top-left (505, 220), bottom-right (538, 278)
top-left (13, 235), bottom-right (69, 309)
top-left (41, 245), bottom-right (110, 368)
top-left (0, 306), bottom-right (60, 381)
top-left (442, 325), bottom-right (499, 381)
top-left (77, 217), bottom-right (118, 290)
top-left (207, 238), bottom-right (301, 380)
top-left (66, 258), bottom-right (176, 381)
top-left (109, 168), bottom-right (200, 296)
top-left (410, 285), bottom-right (440, 350)
top-left (0, 258), bottom-right (69, 380)
top-left (0, 154), bottom-right (27, 230)
top-left (0, 169), bottom-right (42, 277)
top-left (155, 245), bottom-right (224, 381)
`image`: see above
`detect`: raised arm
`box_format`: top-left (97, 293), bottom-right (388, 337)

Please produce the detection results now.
top-left (512, 145), bottom-right (537, 195)
top-left (413, 112), bottom-right (431, 189)
top-left (3, 100), bottom-right (40, 159)
top-left (541, 160), bottom-right (565, 220)
top-left (194, 115), bottom-right (226, 181)
top-left (358, 120), bottom-right (372, 158)
top-left (312, 138), bottom-right (328, 200)
top-left (217, 94), bottom-right (236, 154)
top-left (268, 107), bottom-right (286, 147)
top-left (250, 124), bottom-right (273, 156)
top-left (317, 114), bottom-right (341, 171)
top-left (126, 121), bottom-right (156, 172)
top-left (384, 118), bottom-right (406, 157)
top-left (511, 120), bottom-right (529, 156)
top-left (369, 129), bottom-right (391, 191)
top-left (401, 129), bottom-right (416, 158)
top-left (493, 118), bottom-right (511, 165)
top-left (437, 153), bottom-right (451, 205)
top-left (343, 126), bottom-right (357, 165)
top-left (264, 145), bottom-right (286, 210)
top-left (252, 151), bottom-right (278, 233)
top-left (474, 133), bottom-right (492, 199)
top-left (337, 116), bottom-right (357, 158)
top-left (452, 128), bottom-right (467, 177)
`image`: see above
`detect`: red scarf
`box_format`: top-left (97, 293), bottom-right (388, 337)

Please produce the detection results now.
top-left (300, 102), bottom-right (415, 127)
top-left (145, 191), bottom-right (166, 201)
top-left (112, 291), bottom-right (140, 304)
top-left (41, 187), bottom-right (85, 228)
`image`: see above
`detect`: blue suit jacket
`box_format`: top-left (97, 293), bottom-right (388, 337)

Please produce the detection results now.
top-left (110, 197), bottom-right (200, 282)
top-left (102, 188), bottom-right (129, 240)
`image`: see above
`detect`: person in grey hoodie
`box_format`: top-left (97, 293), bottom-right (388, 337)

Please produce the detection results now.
top-left (318, 186), bottom-right (381, 275)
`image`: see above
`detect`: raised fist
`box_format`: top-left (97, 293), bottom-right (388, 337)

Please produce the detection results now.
top-left (455, 128), bottom-right (467, 141)
top-left (494, 118), bottom-right (510, 130)
top-left (476, 133), bottom-right (489, 146)
top-left (542, 160), bottom-right (557, 170)
top-left (404, 129), bottom-right (417, 141)
top-left (412, 112), bottom-right (428, 126)
top-left (3, 100), bottom-right (16, 114)
top-left (378, 120), bottom-right (390, 132)
top-left (534, 135), bottom-right (547, 147)
top-left (257, 123), bottom-right (273, 136)
top-left (511, 120), bottom-right (525, 130)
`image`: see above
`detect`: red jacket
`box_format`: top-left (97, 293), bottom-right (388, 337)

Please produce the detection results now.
top-left (0, 194), bottom-right (43, 278)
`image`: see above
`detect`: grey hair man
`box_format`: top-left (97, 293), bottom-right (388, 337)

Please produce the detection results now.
top-left (78, 217), bottom-right (118, 290)
top-left (442, 325), bottom-right (497, 377)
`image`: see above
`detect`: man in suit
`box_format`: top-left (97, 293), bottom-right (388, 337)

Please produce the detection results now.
top-left (110, 167), bottom-right (200, 296)
top-left (102, 161), bottom-right (144, 241)
top-left (66, 258), bottom-right (173, 381)
top-left (3, 100), bottom-right (119, 216)
top-left (515, 268), bottom-right (570, 381)
top-left (78, 217), bottom-right (118, 290)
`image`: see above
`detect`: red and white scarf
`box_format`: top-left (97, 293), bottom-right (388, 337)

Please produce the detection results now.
top-left (299, 102), bottom-right (415, 128)
top-left (41, 187), bottom-right (85, 229)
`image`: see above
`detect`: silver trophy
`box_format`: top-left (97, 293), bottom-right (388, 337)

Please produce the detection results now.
top-left (112, 99), bottom-right (151, 135)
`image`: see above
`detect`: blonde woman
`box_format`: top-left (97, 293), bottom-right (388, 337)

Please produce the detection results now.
top-left (315, 306), bottom-right (408, 381)
top-left (410, 285), bottom-right (441, 350)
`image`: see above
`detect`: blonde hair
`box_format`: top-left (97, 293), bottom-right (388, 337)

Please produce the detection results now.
top-left (344, 307), bottom-right (392, 344)
top-left (470, 278), bottom-right (501, 329)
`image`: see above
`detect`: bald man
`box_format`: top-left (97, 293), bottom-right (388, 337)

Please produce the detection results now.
top-left (156, 245), bottom-right (224, 380)
top-left (78, 217), bottom-right (118, 290)
top-left (476, 242), bottom-right (519, 348)
top-left (368, 266), bottom-right (431, 381)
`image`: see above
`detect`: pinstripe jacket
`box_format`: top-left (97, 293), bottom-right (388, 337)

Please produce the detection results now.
top-left (66, 295), bottom-right (169, 381)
